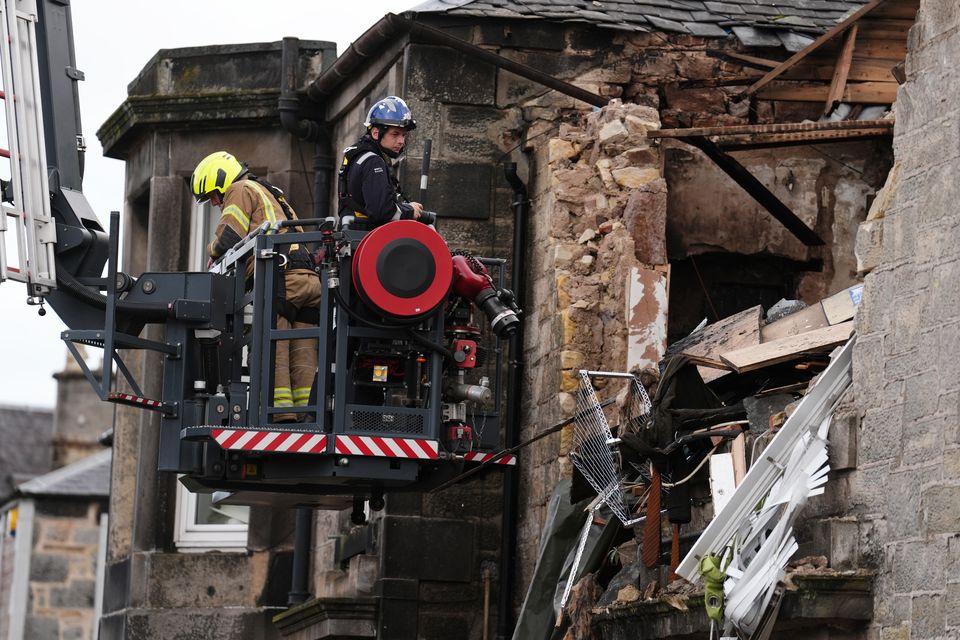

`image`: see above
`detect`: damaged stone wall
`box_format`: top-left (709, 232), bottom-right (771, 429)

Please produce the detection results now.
top-left (666, 139), bottom-right (892, 304)
top-left (317, 17), bottom-right (898, 631)
top-left (850, 1), bottom-right (960, 637)
top-left (518, 100), bottom-right (670, 588)
top-left (509, 26), bottom-right (889, 604)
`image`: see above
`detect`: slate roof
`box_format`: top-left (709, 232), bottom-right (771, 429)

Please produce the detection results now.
top-left (16, 448), bottom-right (111, 499)
top-left (411, 0), bottom-right (869, 50)
top-left (0, 405), bottom-right (54, 500)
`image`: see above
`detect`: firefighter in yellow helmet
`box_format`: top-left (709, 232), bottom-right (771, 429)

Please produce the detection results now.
top-left (191, 151), bottom-right (319, 423)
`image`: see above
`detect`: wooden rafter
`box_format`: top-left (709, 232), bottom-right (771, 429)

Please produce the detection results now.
top-left (651, 119), bottom-right (894, 151)
top-left (824, 24), bottom-right (859, 115)
top-left (743, 0), bottom-right (887, 97)
top-left (648, 119), bottom-right (893, 140)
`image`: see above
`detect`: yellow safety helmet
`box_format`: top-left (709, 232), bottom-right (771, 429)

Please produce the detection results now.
top-left (191, 151), bottom-right (246, 203)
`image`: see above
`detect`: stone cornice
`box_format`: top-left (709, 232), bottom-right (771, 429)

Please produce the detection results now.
top-left (97, 89), bottom-right (282, 160)
top-left (272, 596), bottom-right (377, 638)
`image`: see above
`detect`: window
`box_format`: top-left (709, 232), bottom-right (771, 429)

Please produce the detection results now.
top-left (174, 203), bottom-right (251, 551)
top-left (174, 481), bottom-right (250, 551)
top-left (189, 201), bottom-right (220, 271)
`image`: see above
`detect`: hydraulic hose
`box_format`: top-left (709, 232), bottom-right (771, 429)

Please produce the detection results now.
top-left (331, 285), bottom-right (454, 361)
top-left (57, 266), bottom-right (169, 321)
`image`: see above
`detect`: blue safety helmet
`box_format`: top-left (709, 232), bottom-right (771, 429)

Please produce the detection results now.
top-left (365, 96), bottom-right (417, 131)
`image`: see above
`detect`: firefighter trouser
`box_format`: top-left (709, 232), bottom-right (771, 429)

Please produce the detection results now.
top-left (273, 269), bottom-right (321, 422)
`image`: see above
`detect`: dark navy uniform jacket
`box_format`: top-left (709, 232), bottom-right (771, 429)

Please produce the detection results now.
top-left (340, 135), bottom-right (416, 227)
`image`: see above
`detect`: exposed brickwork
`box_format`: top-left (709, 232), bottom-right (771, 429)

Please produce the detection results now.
top-left (851, 1), bottom-right (960, 637)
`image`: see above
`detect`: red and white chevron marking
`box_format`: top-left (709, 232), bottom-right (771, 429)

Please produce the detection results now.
top-left (211, 429), bottom-right (328, 454)
top-left (334, 435), bottom-right (439, 460)
top-left (109, 393), bottom-right (163, 409)
top-left (463, 451), bottom-right (517, 466)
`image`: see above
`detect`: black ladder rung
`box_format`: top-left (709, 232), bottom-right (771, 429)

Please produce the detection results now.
top-left (63, 329), bottom-right (180, 356)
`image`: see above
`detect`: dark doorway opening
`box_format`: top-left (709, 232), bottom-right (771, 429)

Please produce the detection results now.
top-left (667, 252), bottom-right (820, 344)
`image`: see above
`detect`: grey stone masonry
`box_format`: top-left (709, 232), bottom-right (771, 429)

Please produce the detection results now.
top-left (28, 501), bottom-right (103, 640)
top-left (851, 1), bottom-right (960, 638)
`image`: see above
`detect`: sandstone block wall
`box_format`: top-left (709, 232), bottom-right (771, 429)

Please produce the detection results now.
top-left (26, 500), bottom-right (104, 640)
top-left (518, 99), bottom-right (669, 588)
top-left (851, 1), bottom-right (960, 637)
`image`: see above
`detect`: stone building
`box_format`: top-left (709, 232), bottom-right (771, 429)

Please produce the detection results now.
top-left (1, 353), bottom-right (114, 640)
top-left (87, 0), bottom-right (957, 637)
top-left (279, 1), bottom-right (898, 637)
top-left (0, 450), bottom-right (110, 640)
top-left (847, 0), bottom-right (960, 636)
top-left (94, 41), bottom-right (336, 640)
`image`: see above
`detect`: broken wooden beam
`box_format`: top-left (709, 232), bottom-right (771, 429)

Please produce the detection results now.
top-left (825, 24), bottom-right (860, 115)
top-left (715, 128), bottom-right (892, 151)
top-left (720, 321), bottom-right (855, 373)
top-left (677, 305), bottom-right (762, 383)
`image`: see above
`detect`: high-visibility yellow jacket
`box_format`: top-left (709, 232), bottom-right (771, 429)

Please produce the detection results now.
top-left (208, 177), bottom-right (302, 278)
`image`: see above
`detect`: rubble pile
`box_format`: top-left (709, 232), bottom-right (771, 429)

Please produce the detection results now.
top-left (531, 282), bottom-right (863, 638)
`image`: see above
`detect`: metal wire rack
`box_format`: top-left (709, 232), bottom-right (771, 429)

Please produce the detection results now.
top-left (569, 370), bottom-right (651, 527)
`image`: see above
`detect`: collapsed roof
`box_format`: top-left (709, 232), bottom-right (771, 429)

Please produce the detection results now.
top-left (410, 0), bottom-right (870, 50)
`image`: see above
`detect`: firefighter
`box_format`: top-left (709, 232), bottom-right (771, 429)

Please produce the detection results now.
top-left (338, 96), bottom-right (425, 228)
top-left (191, 151), bottom-right (319, 423)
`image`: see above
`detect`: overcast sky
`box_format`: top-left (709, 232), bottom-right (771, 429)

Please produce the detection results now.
top-left (0, 0), bottom-right (417, 408)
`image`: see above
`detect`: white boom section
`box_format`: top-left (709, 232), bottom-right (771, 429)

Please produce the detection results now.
top-left (0, 0), bottom-right (56, 291)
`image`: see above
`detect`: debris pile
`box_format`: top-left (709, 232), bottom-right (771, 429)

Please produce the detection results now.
top-left (516, 283), bottom-right (863, 639)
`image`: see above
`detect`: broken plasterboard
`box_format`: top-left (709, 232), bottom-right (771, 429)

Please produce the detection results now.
top-left (626, 265), bottom-right (669, 374)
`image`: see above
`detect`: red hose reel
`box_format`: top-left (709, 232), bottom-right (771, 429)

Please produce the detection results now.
top-left (352, 221), bottom-right (453, 320)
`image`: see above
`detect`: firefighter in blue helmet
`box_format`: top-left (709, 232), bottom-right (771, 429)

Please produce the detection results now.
top-left (338, 96), bottom-right (424, 227)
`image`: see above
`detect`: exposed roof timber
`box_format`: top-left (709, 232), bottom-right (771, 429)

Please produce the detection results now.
top-left (708, 49), bottom-right (779, 71)
top-left (682, 136), bottom-right (826, 246)
top-left (757, 80), bottom-right (897, 103)
top-left (713, 127), bottom-right (891, 150)
top-left (306, 13), bottom-right (609, 113)
top-left (654, 118), bottom-right (894, 164)
top-left (649, 119), bottom-right (893, 140)
top-left (824, 25), bottom-right (859, 114)
top-left (743, 0), bottom-right (890, 98)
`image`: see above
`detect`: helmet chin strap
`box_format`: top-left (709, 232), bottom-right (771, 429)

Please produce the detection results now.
top-left (380, 144), bottom-right (402, 159)
top-left (371, 125), bottom-right (403, 159)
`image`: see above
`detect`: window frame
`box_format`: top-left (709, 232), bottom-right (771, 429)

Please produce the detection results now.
top-left (173, 480), bottom-right (249, 551)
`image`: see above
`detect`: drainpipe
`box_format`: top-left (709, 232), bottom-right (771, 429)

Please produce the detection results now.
top-left (497, 163), bottom-right (529, 639)
top-left (280, 37), bottom-right (322, 143)
top-left (311, 136), bottom-right (334, 219)
top-left (288, 507), bottom-right (313, 606)
top-left (279, 37), bottom-right (335, 219)
top-left (279, 36), bottom-right (326, 606)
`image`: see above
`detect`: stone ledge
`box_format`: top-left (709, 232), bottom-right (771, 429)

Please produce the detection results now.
top-left (592, 572), bottom-right (873, 640)
top-left (98, 91), bottom-right (282, 160)
top-left (273, 597), bottom-right (377, 639)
